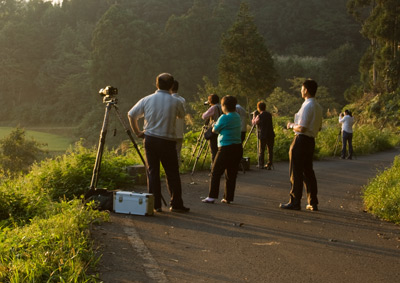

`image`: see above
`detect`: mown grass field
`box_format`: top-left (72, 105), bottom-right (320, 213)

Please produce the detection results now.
top-left (0, 127), bottom-right (74, 152)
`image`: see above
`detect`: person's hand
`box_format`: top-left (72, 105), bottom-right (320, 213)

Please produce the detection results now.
top-left (136, 131), bottom-right (145, 139)
top-left (287, 122), bottom-right (294, 129)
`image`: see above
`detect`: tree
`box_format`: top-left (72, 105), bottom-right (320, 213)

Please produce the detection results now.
top-left (218, 2), bottom-right (277, 108)
top-left (322, 43), bottom-right (362, 104)
top-left (348, 0), bottom-right (400, 92)
top-left (0, 128), bottom-right (47, 177)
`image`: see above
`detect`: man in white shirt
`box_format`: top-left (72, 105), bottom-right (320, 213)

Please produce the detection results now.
top-left (128, 73), bottom-right (189, 213)
top-left (280, 79), bottom-right (322, 211)
top-left (339, 110), bottom-right (354, 159)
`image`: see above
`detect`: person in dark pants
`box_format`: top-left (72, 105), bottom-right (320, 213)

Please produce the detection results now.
top-left (202, 94), bottom-right (221, 164)
top-left (201, 95), bottom-right (243, 204)
top-left (339, 109), bottom-right (354, 160)
top-left (128, 73), bottom-right (190, 213)
top-left (252, 101), bottom-right (275, 170)
top-left (280, 79), bottom-right (322, 211)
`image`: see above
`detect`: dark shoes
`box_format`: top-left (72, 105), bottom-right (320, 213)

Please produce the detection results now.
top-left (169, 206), bottom-right (190, 213)
top-left (279, 202), bottom-right (301, 210)
top-left (154, 207), bottom-right (162, 213)
top-left (264, 164), bottom-right (272, 170)
top-left (306, 204), bottom-right (318, 211)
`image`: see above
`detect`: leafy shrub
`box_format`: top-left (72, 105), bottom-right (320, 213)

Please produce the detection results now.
top-left (362, 155), bottom-right (400, 224)
top-left (26, 141), bottom-right (136, 201)
top-left (0, 127), bottom-right (47, 177)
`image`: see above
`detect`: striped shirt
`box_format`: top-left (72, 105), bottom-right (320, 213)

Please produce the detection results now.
top-left (128, 90), bottom-right (185, 140)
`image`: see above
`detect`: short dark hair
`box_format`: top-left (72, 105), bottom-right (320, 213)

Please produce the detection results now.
top-left (156, 73), bottom-right (174, 91)
top-left (303, 79), bottom-right (318, 97)
top-left (221, 95), bottom-right (237, 112)
top-left (257, 101), bottom-right (266, 111)
top-left (171, 80), bottom-right (179, 92)
top-left (208, 94), bottom-right (219, 105)
top-left (345, 109), bottom-right (352, 117)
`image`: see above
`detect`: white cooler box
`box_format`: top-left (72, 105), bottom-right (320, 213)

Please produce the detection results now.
top-left (113, 191), bottom-right (154, 216)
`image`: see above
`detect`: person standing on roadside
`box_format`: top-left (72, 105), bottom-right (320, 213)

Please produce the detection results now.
top-left (171, 80), bottom-right (186, 165)
top-left (252, 101), bottom-right (275, 170)
top-left (279, 79), bottom-right (322, 211)
top-left (128, 73), bottom-right (190, 213)
top-left (236, 103), bottom-right (247, 143)
top-left (339, 109), bottom-right (354, 160)
top-left (202, 94), bottom-right (222, 163)
top-left (202, 95), bottom-right (243, 204)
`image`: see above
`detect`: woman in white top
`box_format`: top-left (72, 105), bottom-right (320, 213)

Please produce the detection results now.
top-left (339, 109), bottom-right (354, 159)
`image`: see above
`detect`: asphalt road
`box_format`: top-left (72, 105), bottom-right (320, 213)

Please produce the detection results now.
top-left (92, 147), bottom-right (400, 283)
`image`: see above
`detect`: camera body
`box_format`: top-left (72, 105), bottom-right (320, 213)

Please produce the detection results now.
top-left (99, 86), bottom-right (118, 97)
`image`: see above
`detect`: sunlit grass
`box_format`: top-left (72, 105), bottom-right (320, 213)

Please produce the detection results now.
top-left (363, 156), bottom-right (400, 224)
top-left (0, 127), bottom-right (73, 152)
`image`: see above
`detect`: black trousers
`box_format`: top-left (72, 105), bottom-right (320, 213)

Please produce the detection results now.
top-left (208, 135), bottom-right (219, 163)
top-left (143, 135), bottom-right (184, 209)
top-left (289, 135), bottom-right (318, 206)
top-left (341, 131), bottom-right (353, 159)
top-left (258, 138), bottom-right (274, 166)
top-left (208, 144), bottom-right (243, 202)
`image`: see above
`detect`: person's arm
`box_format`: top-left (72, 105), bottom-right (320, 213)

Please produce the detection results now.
top-left (252, 115), bottom-right (260, 125)
top-left (212, 115), bottom-right (224, 133)
top-left (287, 122), bottom-right (307, 133)
top-left (128, 115), bottom-right (144, 138)
top-left (177, 100), bottom-right (185, 119)
top-left (202, 105), bottom-right (215, 120)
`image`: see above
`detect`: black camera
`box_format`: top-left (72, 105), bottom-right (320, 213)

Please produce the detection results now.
top-left (99, 86), bottom-right (118, 96)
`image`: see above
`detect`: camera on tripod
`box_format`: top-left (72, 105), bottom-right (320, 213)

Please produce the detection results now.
top-left (99, 86), bottom-right (118, 96)
top-left (99, 86), bottom-right (118, 103)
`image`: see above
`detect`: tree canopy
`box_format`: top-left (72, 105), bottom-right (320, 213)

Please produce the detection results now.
top-left (0, 0), bottom-right (376, 143)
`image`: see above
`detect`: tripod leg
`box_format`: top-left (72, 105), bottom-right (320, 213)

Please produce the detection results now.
top-left (191, 138), bottom-right (208, 175)
top-left (89, 103), bottom-right (112, 191)
top-left (113, 106), bottom-right (167, 207)
top-left (333, 130), bottom-right (341, 157)
top-left (243, 124), bottom-right (255, 150)
top-left (189, 126), bottom-right (206, 165)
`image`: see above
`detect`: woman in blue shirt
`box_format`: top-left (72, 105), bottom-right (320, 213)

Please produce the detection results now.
top-left (202, 95), bottom-right (243, 204)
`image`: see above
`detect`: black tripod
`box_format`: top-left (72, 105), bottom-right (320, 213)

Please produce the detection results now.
top-left (190, 125), bottom-right (210, 175)
top-left (333, 129), bottom-right (342, 157)
top-left (86, 94), bottom-right (166, 206)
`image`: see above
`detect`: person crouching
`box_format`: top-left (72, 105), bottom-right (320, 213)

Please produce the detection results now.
top-left (202, 95), bottom-right (243, 204)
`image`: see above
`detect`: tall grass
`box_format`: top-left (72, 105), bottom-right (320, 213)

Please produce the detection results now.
top-left (362, 156), bottom-right (400, 224)
top-left (0, 200), bottom-right (108, 282)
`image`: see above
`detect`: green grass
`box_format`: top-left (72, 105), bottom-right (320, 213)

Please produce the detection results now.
top-left (362, 155), bottom-right (400, 224)
top-left (0, 127), bottom-right (74, 152)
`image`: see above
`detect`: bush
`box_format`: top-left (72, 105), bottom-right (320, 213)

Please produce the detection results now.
top-left (26, 141), bottom-right (136, 201)
top-left (362, 155), bottom-right (400, 224)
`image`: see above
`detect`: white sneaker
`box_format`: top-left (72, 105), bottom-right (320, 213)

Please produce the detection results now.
top-left (202, 197), bottom-right (215, 203)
